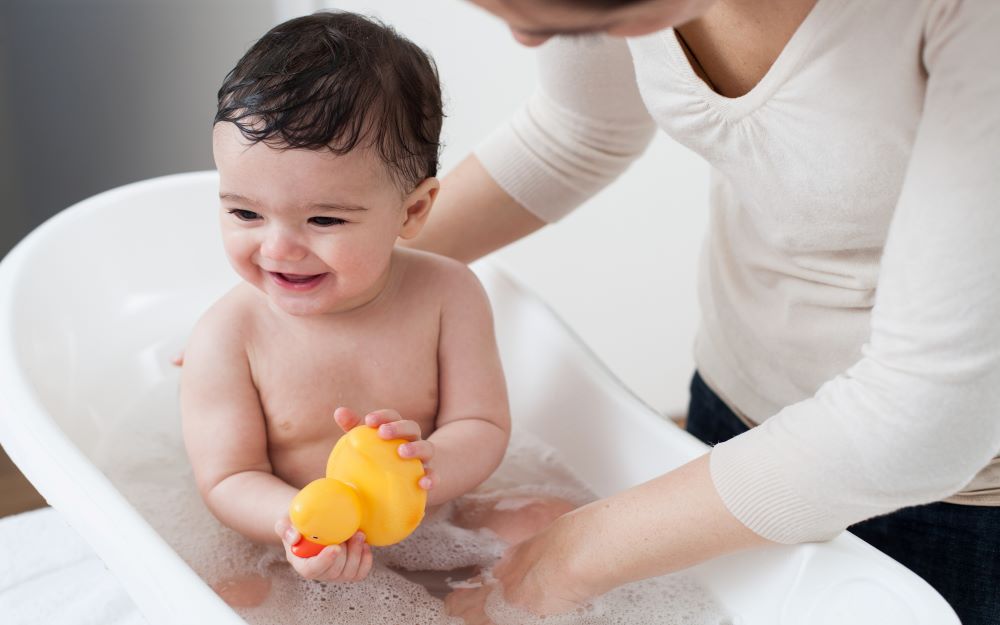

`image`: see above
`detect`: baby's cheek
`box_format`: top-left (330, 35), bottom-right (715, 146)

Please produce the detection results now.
top-left (221, 240), bottom-right (258, 279)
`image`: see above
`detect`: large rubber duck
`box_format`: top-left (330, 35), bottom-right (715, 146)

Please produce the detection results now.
top-left (288, 425), bottom-right (427, 557)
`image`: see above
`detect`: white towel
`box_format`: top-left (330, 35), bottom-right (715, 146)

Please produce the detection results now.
top-left (0, 507), bottom-right (146, 625)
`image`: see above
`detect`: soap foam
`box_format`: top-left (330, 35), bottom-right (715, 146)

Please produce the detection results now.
top-left (478, 570), bottom-right (734, 625)
top-left (95, 381), bottom-right (731, 625)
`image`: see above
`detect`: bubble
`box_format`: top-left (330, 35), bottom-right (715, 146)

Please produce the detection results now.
top-left (96, 384), bottom-right (731, 624)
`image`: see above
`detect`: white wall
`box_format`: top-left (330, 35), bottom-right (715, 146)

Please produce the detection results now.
top-left (324, 0), bottom-right (711, 416)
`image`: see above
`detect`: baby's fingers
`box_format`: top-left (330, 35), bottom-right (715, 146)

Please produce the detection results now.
top-left (312, 545), bottom-right (350, 582)
top-left (418, 467), bottom-right (437, 491)
top-left (275, 518), bottom-right (300, 548)
top-left (378, 419), bottom-right (423, 441)
top-left (298, 544), bottom-right (347, 580)
top-left (334, 406), bottom-right (363, 433)
top-left (356, 542), bottom-right (373, 580)
top-left (397, 439), bottom-right (434, 461)
top-left (364, 409), bottom-right (402, 428)
top-left (338, 532), bottom-right (370, 581)
top-left (276, 519), bottom-right (346, 580)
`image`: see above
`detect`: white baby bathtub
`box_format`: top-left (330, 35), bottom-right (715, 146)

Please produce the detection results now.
top-left (0, 172), bottom-right (959, 625)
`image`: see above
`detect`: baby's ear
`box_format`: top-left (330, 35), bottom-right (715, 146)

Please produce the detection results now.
top-left (398, 177), bottom-right (439, 240)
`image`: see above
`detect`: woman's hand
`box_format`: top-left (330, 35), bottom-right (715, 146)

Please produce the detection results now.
top-left (275, 517), bottom-right (373, 582)
top-left (334, 406), bottom-right (437, 491)
top-left (447, 454), bottom-right (773, 623)
top-left (444, 516), bottom-right (597, 623)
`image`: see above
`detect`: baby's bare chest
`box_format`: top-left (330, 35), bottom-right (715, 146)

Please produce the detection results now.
top-left (250, 318), bottom-right (439, 482)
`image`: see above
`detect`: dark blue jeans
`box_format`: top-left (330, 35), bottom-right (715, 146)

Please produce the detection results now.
top-left (686, 372), bottom-right (1000, 625)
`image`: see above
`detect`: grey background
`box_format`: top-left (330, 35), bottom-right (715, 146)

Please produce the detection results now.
top-left (0, 0), bottom-right (274, 258)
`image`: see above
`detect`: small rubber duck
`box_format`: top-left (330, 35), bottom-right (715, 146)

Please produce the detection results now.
top-left (288, 425), bottom-right (427, 557)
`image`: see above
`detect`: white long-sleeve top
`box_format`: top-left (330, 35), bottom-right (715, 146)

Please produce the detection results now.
top-left (476, 0), bottom-right (1000, 543)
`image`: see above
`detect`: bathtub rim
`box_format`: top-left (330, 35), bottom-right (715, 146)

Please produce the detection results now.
top-left (0, 171), bottom-right (246, 625)
top-left (0, 170), bottom-right (961, 625)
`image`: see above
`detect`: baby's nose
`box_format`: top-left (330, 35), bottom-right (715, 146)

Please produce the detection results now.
top-left (260, 230), bottom-right (306, 262)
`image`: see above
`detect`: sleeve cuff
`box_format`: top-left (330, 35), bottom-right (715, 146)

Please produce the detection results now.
top-left (474, 109), bottom-right (588, 223)
top-left (709, 421), bottom-right (851, 544)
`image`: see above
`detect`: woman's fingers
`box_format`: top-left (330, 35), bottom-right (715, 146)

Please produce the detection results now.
top-left (444, 582), bottom-right (495, 624)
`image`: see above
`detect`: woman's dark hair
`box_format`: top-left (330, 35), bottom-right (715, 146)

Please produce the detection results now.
top-left (215, 11), bottom-right (443, 191)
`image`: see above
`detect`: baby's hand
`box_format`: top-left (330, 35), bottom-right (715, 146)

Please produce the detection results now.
top-left (334, 407), bottom-right (437, 491)
top-left (275, 518), bottom-right (372, 582)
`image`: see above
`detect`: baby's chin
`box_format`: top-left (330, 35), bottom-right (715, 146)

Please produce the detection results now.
top-left (264, 292), bottom-right (341, 317)
top-left (262, 287), bottom-right (378, 318)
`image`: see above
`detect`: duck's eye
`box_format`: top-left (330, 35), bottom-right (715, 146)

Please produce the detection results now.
top-left (312, 536), bottom-right (319, 540)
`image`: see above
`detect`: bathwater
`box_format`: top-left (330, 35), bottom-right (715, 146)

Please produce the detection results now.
top-left (93, 378), bottom-right (731, 624)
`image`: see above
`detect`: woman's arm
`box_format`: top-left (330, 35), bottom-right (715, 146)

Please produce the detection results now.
top-left (446, 454), bottom-right (771, 618)
top-left (450, 3), bottom-right (1000, 620)
top-left (402, 154), bottom-right (545, 263)
top-left (706, 0), bottom-right (1000, 544)
top-left (404, 35), bottom-right (657, 262)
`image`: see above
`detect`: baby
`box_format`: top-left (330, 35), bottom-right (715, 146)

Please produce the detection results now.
top-left (181, 11), bottom-right (520, 585)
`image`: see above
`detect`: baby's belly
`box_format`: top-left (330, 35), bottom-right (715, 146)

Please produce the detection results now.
top-left (268, 436), bottom-right (341, 490)
top-left (260, 377), bottom-right (439, 488)
top-left (266, 410), bottom-right (437, 490)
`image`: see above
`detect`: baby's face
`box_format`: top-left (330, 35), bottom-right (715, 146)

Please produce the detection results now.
top-left (213, 122), bottom-right (410, 316)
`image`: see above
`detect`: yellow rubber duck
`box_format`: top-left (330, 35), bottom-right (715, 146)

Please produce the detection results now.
top-left (288, 425), bottom-right (427, 557)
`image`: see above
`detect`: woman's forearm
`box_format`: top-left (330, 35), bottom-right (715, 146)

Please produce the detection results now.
top-left (557, 453), bottom-right (772, 595)
top-left (205, 470), bottom-right (299, 544)
top-left (402, 154), bottom-right (546, 263)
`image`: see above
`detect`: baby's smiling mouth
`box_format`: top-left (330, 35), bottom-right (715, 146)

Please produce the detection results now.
top-left (268, 271), bottom-right (328, 291)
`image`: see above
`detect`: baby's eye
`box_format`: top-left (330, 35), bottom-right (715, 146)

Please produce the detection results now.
top-left (227, 209), bottom-right (260, 221)
top-left (309, 216), bottom-right (347, 227)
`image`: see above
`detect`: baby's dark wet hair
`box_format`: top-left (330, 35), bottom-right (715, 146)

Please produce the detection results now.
top-left (215, 11), bottom-right (443, 191)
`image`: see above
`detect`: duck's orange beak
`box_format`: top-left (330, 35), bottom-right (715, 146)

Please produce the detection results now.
top-left (291, 537), bottom-right (326, 558)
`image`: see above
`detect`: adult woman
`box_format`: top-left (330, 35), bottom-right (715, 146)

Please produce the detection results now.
top-left (415, 0), bottom-right (1000, 623)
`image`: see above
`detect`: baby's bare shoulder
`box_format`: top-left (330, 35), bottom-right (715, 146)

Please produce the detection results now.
top-left (186, 284), bottom-right (262, 358)
top-left (393, 250), bottom-right (495, 340)
top-left (396, 248), bottom-right (488, 301)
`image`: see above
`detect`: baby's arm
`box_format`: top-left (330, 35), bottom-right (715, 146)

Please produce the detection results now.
top-left (339, 262), bottom-right (511, 506)
top-left (180, 301), bottom-right (297, 545)
top-left (425, 262), bottom-right (511, 506)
